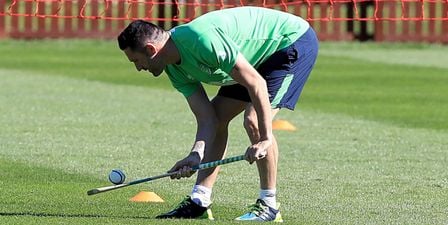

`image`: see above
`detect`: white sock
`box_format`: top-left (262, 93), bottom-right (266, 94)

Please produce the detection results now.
top-left (191, 185), bottom-right (212, 207)
top-left (259, 189), bottom-right (277, 209)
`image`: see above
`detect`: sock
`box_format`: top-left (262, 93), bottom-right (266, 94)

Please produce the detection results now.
top-left (259, 189), bottom-right (277, 209)
top-left (191, 185), bottom-right (212, 208)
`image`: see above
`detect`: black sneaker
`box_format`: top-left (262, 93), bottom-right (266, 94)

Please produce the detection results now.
top-left (156, 196), bottom-right (214, 220)
top-left (235, 199), bottom-right (283, 222)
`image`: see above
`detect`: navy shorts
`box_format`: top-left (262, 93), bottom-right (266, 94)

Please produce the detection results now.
top-left (217, 27), bottom-right (319, 110)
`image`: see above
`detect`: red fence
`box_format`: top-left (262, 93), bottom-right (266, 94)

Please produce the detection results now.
top-left (0, 0), bottom-right (447, 43)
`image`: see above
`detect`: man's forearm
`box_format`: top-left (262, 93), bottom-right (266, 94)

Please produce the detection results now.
top-left (191, 119), bottom-right (217, 161)
top-left (248, 80), bottom-right (273, 142)
top-left (185, 85), bottom-right (218, 162)
top-left (230, 53), bottom-right (273, 143)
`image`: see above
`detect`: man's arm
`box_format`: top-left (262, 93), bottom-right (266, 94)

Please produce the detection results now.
top-left (230, 53), bottom-right (273, 163)
top-left (187, 84), bottom-right (218, 160)
top-left (168, 85), bottom-right (218, 178)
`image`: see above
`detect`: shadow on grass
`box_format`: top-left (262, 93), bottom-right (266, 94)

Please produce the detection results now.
top-left (0, 211), bottom-right (152, 220)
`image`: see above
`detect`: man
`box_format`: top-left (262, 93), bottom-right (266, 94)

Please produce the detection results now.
top-left (118, 6), bottom-right (318, 222)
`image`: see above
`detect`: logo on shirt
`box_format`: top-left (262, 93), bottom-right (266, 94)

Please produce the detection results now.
top-left (198, 64), bottom-right (212, 74)
top-left (217, 51), bottom-right (227, 61)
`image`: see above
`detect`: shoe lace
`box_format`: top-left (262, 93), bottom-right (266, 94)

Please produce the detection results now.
top-left (248, 202), bottom-right (267, 216)
top-left (174, 197), bottom-right (192, 210)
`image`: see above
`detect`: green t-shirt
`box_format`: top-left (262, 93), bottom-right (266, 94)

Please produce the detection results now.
top-left (165, 6), bottom-right (310, 97)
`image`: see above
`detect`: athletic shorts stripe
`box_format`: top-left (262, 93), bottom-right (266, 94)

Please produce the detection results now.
top-left (270, 74), bottom-right (294, 107)
top-left (217, 27), bottom-right (319, 110)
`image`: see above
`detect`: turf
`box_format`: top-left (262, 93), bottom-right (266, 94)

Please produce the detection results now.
top-left (1, 40), bottom-right (447, 130)
top-left (0, 40), bottom-right (447, 224)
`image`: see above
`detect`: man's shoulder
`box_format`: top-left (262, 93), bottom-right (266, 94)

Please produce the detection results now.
top-left (171, 23), bottom-right (219, 56)
top-left (172, 20), bottom-right (213, 37)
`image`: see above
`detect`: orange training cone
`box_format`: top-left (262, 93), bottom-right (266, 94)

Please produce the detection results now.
top-left (130, 191), bottom-right (164, 202)
top-left (272, 119), bottom-right (297, 131)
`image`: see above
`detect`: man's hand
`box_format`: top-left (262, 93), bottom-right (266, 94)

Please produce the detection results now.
top-left (245, 140), bottom-right (272, 164)
top-left (168, 152), bottom-right (201, 179)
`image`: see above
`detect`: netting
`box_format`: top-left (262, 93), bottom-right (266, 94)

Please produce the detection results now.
top-left (1, 0), bottom-right (447, 22)
top-left (1, 0), bottom-right (447, 42)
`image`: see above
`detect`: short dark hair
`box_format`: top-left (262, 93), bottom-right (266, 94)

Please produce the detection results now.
top-left (117, 20), bottom-right (165, 52)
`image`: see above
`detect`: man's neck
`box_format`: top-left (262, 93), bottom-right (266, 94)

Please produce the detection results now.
top-left (162, 35), bottom-right (181, 65)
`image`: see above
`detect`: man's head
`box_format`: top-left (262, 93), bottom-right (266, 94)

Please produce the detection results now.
top-left (118, 20), bottom-right (167, 77)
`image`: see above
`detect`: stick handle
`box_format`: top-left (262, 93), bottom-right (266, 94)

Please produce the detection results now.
top-left (132, 155), bottom-right (245, 184)
top-left (193, 154), bottom-right (245, 170)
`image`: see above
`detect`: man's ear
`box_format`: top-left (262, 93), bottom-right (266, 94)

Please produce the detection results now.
top-left (144, 43), bottom-right (157, 58)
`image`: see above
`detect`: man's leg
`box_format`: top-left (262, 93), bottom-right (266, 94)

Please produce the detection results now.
top-left (244, 105), bottom-right (280, 194)
top-left (195, 96), bottom-right (247, 188)
top-left (235, 105), bottom-right (283, 222)
top-left (157, 96), bottom-right (247, 219)
top-left (235, 27), bottom-right (318, 222)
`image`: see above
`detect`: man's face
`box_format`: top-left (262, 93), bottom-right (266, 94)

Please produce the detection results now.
top-left (123, 47), bottom-right (164, 77)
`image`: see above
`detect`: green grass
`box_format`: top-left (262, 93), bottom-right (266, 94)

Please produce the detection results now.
top-left (0, 40), bottom-right (447, 224)
top-left (303, 55), bottom-right (448, 130)
top-left (1, 39), bottom-right (447, 130)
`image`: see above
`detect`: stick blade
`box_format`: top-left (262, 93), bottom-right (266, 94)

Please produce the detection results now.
top-left (86, 183), bottom-right (128, 196)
